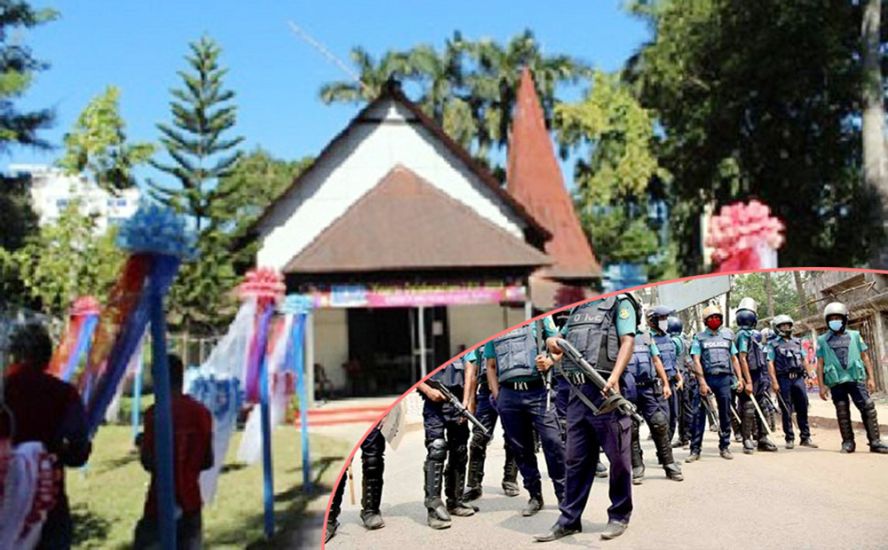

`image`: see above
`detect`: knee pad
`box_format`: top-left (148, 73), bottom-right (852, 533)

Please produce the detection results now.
top-left (469, 431), bottom-right (490, 450)
top-left (649, 410), bottom-right (669, 432)
top-left (863, 399), bottom-right (877, 414)
top-left (427, 438), bottom-right (447, 462)
top-left (363, 452), bottom-right (384, 470)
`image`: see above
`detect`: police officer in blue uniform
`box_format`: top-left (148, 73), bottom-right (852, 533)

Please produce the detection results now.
top-left (689, 304), bottom-right (746, 460)
top-left (463, 346), bottom-right (520, 501)
top-left (324, 425), bottom-right (387, 542)
top-left (534, 295), bottom-right (638, 543)
top-left (485, 318), bottom-right (565, 517)
top-left (734, 298), bottom-right (778, 454)
top-left (628, 310), bottom-right (683, 484)
top-left (646, 306), bottom-right (686, 451)
top-left (816, 302), bottom-right (888, 453)
top-left (417, 351), bottom-right (479, 529)
top-left (667, 316), bottom-right (695, 448)
top-left (767, 315), bottom-right (818, 450)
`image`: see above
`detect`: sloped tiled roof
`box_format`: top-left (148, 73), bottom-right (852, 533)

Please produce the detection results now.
top-left (284, 165), bottom-right (550, 273)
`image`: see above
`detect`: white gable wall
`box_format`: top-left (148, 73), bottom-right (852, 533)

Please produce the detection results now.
top-left (256, 100), bottom-right (531, 270)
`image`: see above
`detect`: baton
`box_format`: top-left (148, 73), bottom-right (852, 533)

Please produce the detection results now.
top-left (775, 391), bottom-right (799, 432)
top-left (347, 463), bottom-right (355, 505)
top-left (749, 395), bottom-right (772, 436)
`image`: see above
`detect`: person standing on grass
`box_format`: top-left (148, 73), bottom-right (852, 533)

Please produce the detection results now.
top-left (134, 354), bottom-right (213, 549)
top-left (1, 322), bottom-right (92, 550)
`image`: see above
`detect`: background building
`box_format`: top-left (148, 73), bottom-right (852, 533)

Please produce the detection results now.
top-left (9, 164), bottom-right (140, 232)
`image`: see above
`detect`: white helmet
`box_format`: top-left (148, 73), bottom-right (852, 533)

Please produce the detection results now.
top-left (823, 302), bottom-right (848, 322)
top-left (773, 314), bottom-right (794, 337)
top-left (737, 297), bottom-right (757, 314)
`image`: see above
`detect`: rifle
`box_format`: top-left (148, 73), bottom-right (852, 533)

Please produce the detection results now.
top-left (426, 379), bottom-right (490, 438)
top-left (553, 338), bottom-right (643, 423)
top-left (701, 391), bottom-right (720, 429)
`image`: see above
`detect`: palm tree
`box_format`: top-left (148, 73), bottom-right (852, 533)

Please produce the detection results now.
top-left (318, 47), bottom-right (413, 104)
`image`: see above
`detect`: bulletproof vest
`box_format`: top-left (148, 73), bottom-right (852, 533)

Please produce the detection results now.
top-left (432, 355), bottom-right (467, 387)
top-left (563, 296), bottom-right (621, 373)
top-left (739, 328), bottom-right (766, 372)
top-left (492, 325), bottom-right (538, 382)
top-left (628, 332), bottom-right (655, 384)
top-left (697, 328), bottom-right (734, 375)
top-left (772, 337), bottom-right (805, 374)
top-left (653, 333), bottom-right (677, 376)
top-left (826, 332), bottom-right (851, 368)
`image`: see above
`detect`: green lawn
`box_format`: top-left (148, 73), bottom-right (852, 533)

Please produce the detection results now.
top-left (67, 424), bottom-right (348, 549)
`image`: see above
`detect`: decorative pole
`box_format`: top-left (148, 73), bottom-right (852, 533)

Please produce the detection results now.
top-left (282, 294), bottom-right (313, 492)
top-left (238, 268), bottom-right (286, 540)
top-left (706, 199), bottom-right (785, 272)
top-left (49, 296), bottom-right (101, 382)
top-left (80, 204), bottom-right (196, 550)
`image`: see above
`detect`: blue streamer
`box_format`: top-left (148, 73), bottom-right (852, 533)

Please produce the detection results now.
top-left (86, 254), bottom-right (181, 438)
top-left (62, 314), bottom-right (99, 382)
top-left (289, 313), bottom-right (311, 491)
top-left (255, 303), bottom-right (276, 539)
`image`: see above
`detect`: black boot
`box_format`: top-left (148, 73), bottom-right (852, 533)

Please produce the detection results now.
top-left (361, 451), bottom-right (385, 529)
top-left (596, 459), bottom-right (608, 478)
top-left (836, 401), bottom-right (856, 453)
top-left (502, 445), bottom-right (520, 497)
top-left (534, 522), bottom-right (582, 542)
top-left (424, 441), bottom-right (451, 529)
top-left (630, 419), bottom-right (645, 485)
top-left (650, 411), bottom-right (683, 481)
top-left (462, 438), bottom-right (486, 501)
top-left (324, 519), bottom-right (339, 543)
top-left (731, 412), bottom-right (743, 443)
top-left (741, 399), bottom-right (756, 454)
top-left (445, 445), bottom-right (476, 517)
top-left (862, 401), bottom-right (888, 454)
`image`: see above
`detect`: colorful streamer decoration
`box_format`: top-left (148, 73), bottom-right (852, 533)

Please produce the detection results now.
top-left (237, 268), bottom-right (286, 404)
top-left (0, 442), bottom-right (60, 550)
top-left (49, 296), bottom-right (101, 382)
top-left (706, 200), bottom-right (785, 272)
top-left (281, 294), bottom-right (313, 491)
top-left (79, 204), bottom-right (196, 438)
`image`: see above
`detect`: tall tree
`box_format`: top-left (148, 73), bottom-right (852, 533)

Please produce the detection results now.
top-left (150, 36), bottom-right (243, 232)
top-left (217, 147), bottom-right (313, 263)
top-left (553, 70), bottom-right (674, 278)
top-left (319, 30), bottom-right (588, 170)
top-left (0, 172), bottom-right (38, 308)
top-left (0, 0), bottom-right (57, 152)
top-left (13, 200), bottom-right (124, 318)
top-left (150, 36), bottom-right (244, 336)
top-left (626, 0), bottom-right (884, 272)
top-left (861, 0), bottom-right (888, 266)
top-left (58, 86), bottom-right (154, 194)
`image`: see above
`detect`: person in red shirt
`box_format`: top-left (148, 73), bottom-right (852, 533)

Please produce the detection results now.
top-left (134, 354), bottom-right (213, 550)
top-left (1, 322), bottom-right (91, 550)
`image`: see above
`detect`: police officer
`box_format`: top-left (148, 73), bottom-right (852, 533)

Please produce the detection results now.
top-left (463, 346), bottom-right (520, 501)
top-left (417, 351), bottom-right (479, 529)
top-left (816, 302), bottom-right (888, 453)
top-left (485, 317), bottom-right (565, 517)
top-left (689, 304), bottom-right (745, 460)
top-left (767, 315), bottom-right (817, 449)
top-left (647, 306), bottom-right (685, 450)
top-left (667, 316), bottom-right (694, 448)
top-left (629, 307), bottom-right (683, 484)
top-left (324, 425), bottom-right (387, 542)
top-left (735, 298), bottom-right (778, 454)
top-left (534, 294), bottom-right (638, 542)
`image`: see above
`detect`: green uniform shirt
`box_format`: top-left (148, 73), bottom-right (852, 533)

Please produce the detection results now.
top-left (816, 329), bottom-right (868, 387)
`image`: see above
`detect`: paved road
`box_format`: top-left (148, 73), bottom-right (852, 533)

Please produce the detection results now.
top-left (325, 419), bottom-right (888, 549)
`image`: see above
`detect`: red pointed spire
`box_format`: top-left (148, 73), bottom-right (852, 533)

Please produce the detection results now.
top-left (507, 67), bottom-right (600, 278)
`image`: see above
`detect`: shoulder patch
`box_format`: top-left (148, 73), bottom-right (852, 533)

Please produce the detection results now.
top-left (619, 307), bottom-right (630, 319)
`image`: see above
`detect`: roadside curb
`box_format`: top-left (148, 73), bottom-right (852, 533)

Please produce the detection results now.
top-left (809, 415), bottom-right (888, 433)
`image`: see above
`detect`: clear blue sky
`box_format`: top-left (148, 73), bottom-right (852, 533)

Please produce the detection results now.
top-left (8, 1), bottom-right (648, 183)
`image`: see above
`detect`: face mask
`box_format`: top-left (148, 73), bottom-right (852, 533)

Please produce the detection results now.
top-left (705, 317), bottom-right (722, 331)
top-left (658, 319), bottom-right (668, 333)
top-left (828, 320), bottom-right (844, 332)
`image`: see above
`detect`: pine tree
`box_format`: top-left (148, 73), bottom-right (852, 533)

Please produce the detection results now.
top-left (150, 36), bottom-right (244, 338)
top-left (150, 36), bottom-right (243, 231)
top-left (0, 0), bottom-right (57, 152)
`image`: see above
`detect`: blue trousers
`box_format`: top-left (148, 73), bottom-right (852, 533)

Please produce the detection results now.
top-left (557, 381), bottom-right (632, 528)
top-left (690, 373), bottom-right (734, 451)
top-left (776, 373), bottom-right (810, 441)
top-left (830, 381), bottom-right (872, 410)
top-left (497, 385), bottom-right (565, 499)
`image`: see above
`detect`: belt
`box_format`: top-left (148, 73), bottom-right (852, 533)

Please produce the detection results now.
top-left (501, 379), bottom-right (545, 391)
top-left (780, 371), bottom-right (805, 380)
